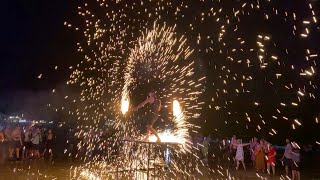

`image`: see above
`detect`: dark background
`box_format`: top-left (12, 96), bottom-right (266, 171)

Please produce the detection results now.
top-left (0, 0), bottom-right (79, 118)
top-left (0, 0), bottom-right (320, 144)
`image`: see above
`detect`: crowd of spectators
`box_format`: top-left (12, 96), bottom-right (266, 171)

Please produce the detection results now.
top-left (193, 134), bottom-right (319, 179)
top-left (0, 125), bottom-right (54, 163)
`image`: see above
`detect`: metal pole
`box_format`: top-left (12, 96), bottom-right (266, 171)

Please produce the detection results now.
top-left (147, 143), bottom-right (150, 180)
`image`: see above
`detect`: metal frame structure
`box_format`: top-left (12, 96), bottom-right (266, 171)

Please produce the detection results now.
top-left (106, 140), bottom-right (179, 180)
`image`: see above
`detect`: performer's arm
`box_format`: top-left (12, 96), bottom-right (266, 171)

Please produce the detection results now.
top-left (135, 98), bottom-right (150, 111)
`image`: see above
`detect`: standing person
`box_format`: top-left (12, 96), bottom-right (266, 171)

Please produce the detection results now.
top-left (235, 139), bottom-right (250, 170)
top-left (134, 91), bottom-right (162, 142)
top-left (230, 135), bottom-right (238, 165)
top-left (42, 129), bottom-right (54, 157)
top-left (201, 136), bottom-right (209, 162)
top-left (250, 137), bottom-right (259, 168)
top-left (39, 128), bottom-right (46, 156)
top-left (23, 126), bottom-right (32, 159)
top-left (12, 127), bottom-right (22, 161)
top-left (282, 139), bottom-right (293, 177)
top-left (266, 143), bottom-right (277, 176)
top-left (31, 128), bottom-right (41, 159)
top-left (255, 142), bottom-right (265, 173)
top-left (291, 145), bottom-right (300, 180)
top-left (0, 130), bottom-right (6, 164)
top-left (5, 127), bottom-right (14, 160)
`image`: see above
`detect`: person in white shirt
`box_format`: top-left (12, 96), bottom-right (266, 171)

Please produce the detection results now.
top-left (282, 139), bottom-right (293, 176)
top-left (23, 127), bottom-right (32, 159)
top-left (31, 128), bottom-right (41, 159)
top-left (291, 144), bottom-right (301, 180)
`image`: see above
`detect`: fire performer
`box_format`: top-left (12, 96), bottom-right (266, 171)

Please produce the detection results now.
top-left (134, 91), bottom-right (161, 142)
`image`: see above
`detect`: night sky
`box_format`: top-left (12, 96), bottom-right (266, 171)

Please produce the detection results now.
top-left (0, 0), bottom-right (79, 115)
top-left (1, 1), bottom-right (70, 89)
top-left (1, 0), bottom-right (320, 143)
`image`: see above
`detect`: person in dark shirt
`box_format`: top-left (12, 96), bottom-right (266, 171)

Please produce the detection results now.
top-left (291, 146), bottom-right (301, 180)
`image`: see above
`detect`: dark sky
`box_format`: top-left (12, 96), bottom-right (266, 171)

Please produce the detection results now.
top-left (0, 0), bottom-right (78, 91)
top-left (0, 0), bottom-right (80, 115)
top-left (0, 0), bottom-right (320, 142)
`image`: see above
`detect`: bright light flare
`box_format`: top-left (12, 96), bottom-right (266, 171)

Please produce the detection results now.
top-left (80, 170), bottom-right (101, 180)
top-left (121, 97), bottom-right (129, 115)
top-left (173, 100), bottom-right (182, 117)
top-left (149, 100), bottom-right (190, 149)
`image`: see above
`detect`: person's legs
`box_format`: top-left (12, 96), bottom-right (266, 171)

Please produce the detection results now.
top-left (236, 160), bottom-right (239, 170)
top-left (16, 148), bottom-right (20, 159)
top-left (232, 150), bottom-right (237, 166)
top-left (35, 144), bottom-right (40, 158)
top-left (296, 171), bottom-right (300, 180)
top-left (241, 160), bottom-right (246, 170)
top-left (144, 129), bottom-right (151, 141)
top-left (267, 163), bottom-right (270, 174)
top-left (272, 164), bottom-right (276, 175)
top-left (23, 145), bottom-right (29, 159)
top-left (147, 125), bottom-right (160, 142)
top-left (292, 170), bottom-right (296, 180)
top-left (25, 149), bottom-right (29, 159)
top-left (146, 113), bottom-right (160, 142)
top-left (42, 148), bottom-right (47, 156)
top-left (49, 148), bottom-right (53, 157)
top-left (285, 165), bottom-right (289, 176)
top-left (30, 147), bottom-right (34, 158)
top-left (9, 142), bottom-right (13, 159)
top-left (36, 150), bottom-right (40, 158)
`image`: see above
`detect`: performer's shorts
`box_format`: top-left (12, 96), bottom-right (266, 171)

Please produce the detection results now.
top-left (13, 140), bottom-right (22, 149)
top-left (24, 141), bottom-right (32, 150)
top-left (291, 161), bottom-right (300, 171)
top-left (283, 157), bottom-right (293, 167)
top-left (46, 140), bottom-right (53, 150)
top-left (231, 149), bottom-right (237, 158)
top-left (147, 112), bottom-right (159, 126)
top-left (32, 143), bottom-right (40, 151)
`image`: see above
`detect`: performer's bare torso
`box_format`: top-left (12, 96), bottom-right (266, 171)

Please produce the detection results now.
top-left (134, 92), bottom-right (161, 142)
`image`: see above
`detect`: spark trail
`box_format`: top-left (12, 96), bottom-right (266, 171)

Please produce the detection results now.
top-left (56, 0), bottom-right (320, 179)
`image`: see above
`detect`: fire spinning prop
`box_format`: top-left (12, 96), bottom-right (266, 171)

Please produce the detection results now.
top-left (72, 23), bottom-right (205, 179)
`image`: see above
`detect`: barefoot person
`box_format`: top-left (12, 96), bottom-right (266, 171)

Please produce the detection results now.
top-left (291, 145), bottom-right (301, 180)
top-left (12, 127), bottom-right (22, 161)
top-left (282, 139), bottom-right (293, 176)
top-left (134, 91), bottom-right (161, 142)
top-left (23, 126), bottom-right (32, 159)
top-left (235, 139), bottom-right (250, 170)
top-left (250, 137), bottom-right (259, 168)
top-left (31, 128), bottom-right (41, 159)
top-left (255, 142), bottom-right (265, 173)
top-left (230, 135), bottom-right (238, 166)
top-left (266, 143), bottom-right (277, 175)
top-left (42, 129), bottom-right (54, 157)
